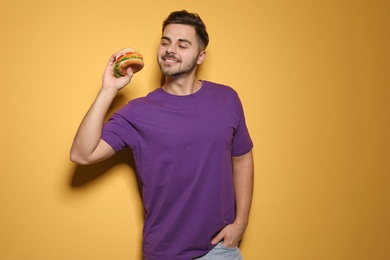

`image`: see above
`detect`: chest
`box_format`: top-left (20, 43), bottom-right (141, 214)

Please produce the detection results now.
top-left (134, 98), bottom-right (238, 150)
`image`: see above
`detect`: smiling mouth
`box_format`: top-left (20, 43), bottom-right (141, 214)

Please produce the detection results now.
top-left (162, 55), bottom-right (180, 63)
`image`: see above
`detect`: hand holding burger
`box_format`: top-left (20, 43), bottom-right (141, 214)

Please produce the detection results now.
top-left (113, 48), bottom-right (144, 77)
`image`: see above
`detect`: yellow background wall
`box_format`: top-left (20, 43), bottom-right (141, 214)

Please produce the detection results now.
top-left (1, 0), bottom-right (389, 259)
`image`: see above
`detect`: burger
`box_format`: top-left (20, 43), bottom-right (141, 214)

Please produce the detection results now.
top-left (113, 48), bottom-right (144, 77)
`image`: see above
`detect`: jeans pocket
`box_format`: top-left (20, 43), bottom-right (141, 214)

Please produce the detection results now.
top-left (218, 241), bottom-right (238, 251)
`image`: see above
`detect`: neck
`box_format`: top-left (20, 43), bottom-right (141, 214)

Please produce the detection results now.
top-left (162, 75), bottom-right (202, 96)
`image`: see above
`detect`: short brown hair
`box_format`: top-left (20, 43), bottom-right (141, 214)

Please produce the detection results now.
top-left (162, 10), bottom-right (209, 50)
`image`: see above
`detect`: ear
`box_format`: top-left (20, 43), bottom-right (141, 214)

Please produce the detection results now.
top-left (197, 50), bottom-right (207, 65)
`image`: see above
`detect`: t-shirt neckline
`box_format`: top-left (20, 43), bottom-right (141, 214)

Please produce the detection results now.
top-left (158, 80), bottom-right (207, 99)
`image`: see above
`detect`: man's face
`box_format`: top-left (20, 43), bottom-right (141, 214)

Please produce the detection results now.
top-left (157, 24), bottom-right (205, 77)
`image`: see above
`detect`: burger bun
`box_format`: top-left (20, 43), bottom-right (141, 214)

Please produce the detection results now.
top-left (114, 48), bottom-right (144, 77)
top-left (117, 59), bottom-right (144, 75)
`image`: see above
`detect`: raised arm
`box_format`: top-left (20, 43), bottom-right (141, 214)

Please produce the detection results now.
top-left (70, 53), bottom-right (134, 165)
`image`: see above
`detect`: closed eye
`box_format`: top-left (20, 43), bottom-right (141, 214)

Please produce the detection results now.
top-left (160, 37), bottom-right (171, 46)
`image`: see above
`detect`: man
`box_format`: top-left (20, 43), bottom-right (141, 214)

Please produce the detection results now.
top-left (70, 10), bottom-right (254, 260)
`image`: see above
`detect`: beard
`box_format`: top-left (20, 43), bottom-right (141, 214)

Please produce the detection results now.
top-left (158, 53), bottom-right (199, 77)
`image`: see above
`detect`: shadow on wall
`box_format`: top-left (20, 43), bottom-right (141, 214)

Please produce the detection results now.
top-left (70, 148), bottom-right (137, 188)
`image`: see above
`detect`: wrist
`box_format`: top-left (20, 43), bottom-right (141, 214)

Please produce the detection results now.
top-left (99, 85), bottom-right (119, 98)
top-left (234, 216), bottom-right (249, 228)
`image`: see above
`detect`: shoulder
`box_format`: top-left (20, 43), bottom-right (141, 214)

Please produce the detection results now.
top-left (202, 80), bottom-right (241, 103)
top-left (131, 88), bottom-right (162, 104)
top-left (203, 80), bottom-right (239, 98)
top-left (124, 88), bottom-right (163, 107)
top-left (203, 80), bottom-right (236, 92)
top-left (114, 88), bottom-right (170, 122)
top-left (112, 88), bottom-right (160, 117)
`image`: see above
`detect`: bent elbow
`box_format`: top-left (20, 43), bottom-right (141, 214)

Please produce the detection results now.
top-left (70, 140), bottom-right (114, 165)
top-left (70, 150), bottom-right (91, 165)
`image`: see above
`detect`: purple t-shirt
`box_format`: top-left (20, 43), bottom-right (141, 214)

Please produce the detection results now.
top-left (102, 81), bottom-right (253, 259)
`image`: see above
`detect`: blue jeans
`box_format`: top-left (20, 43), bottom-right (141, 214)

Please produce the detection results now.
top-left (193, 242), bottom-right (243, 260)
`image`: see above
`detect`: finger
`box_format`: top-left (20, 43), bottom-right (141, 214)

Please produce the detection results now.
top-left (127, 66), bottom-right (134, 76)
top-left (121, 68), bottom-right (133, 82)
top-left (210, 232), bottom-right (224, 245)
top-left (221, 239), bottom-right (237, 248)
top-left (107, 53), bottom-right (117, 66)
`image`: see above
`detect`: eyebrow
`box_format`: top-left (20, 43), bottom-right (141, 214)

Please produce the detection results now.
top-left (161, 36), bottom-right (192, 45)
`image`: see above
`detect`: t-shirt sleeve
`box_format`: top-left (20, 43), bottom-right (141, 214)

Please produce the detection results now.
top-left (231, 92), bottom-right (253, 157)
top-left (101, 105), bottom-right (139, 153)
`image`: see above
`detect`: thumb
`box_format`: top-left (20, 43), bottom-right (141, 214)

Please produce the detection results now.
top-left (210, 232), bottom-right (225, 245)
top-left (126, 66), bottom-right (134, 76)
top-left (120, 67), bottom-right (134, 85)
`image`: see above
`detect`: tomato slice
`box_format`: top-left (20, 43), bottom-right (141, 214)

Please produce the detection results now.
top-left (116, 54), bottom-right (123, 62)
top-left (124, 52), bottom-right (135, 58)
top-left (116, 51), bottom-right (140, 63)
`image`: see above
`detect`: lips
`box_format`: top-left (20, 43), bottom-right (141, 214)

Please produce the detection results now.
top-left (162, 54), bottom-right (180, 63)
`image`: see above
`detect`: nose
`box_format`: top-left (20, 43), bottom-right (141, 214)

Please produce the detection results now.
top-left (166, 44), bottom-right (176, 54)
